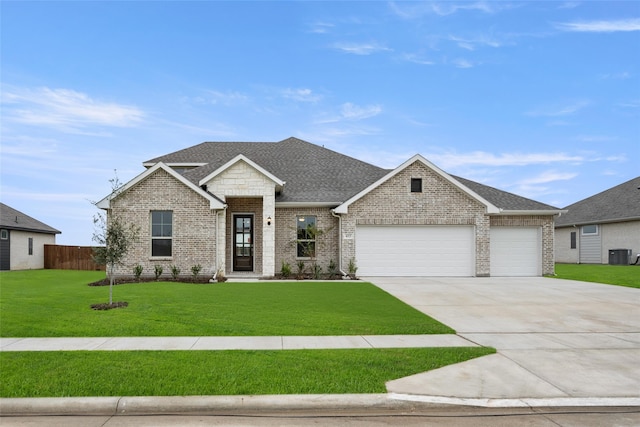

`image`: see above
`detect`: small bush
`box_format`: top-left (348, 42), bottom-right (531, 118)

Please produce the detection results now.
top-left (348, 258), bottom-right (358, 279)
top-left (327, 259), bottom-right (338, 279)
top-left (133, 264), bottom-right (143, 281)
top-left (170, 265), bottom-right (181, 280)
top-left (296, 260), bottom-right (306, 279)
top-left (281, 261), bottom-right (292, 278)
top-left (154, 265), bottom-right (163, 281)
top-left (312, 264), bottom-right (322, 279)
top-left (191, 264), bottom-right (202, 279)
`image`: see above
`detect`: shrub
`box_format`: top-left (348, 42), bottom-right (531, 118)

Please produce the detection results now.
top-left (170, 265), bottom-right (181, 280)
top-left (191, 264), bottom-right (202, 280)
top-left (312, 264), bottom-right (323, 279)
top-left (327, 259), bottom-right (338, 279)
top-left (154, 265), bottom-right (163, 281)
top-left (281, 260), bottom-right (292, 278)
top-left (296, 260), bottom-right (306, 279)
top-left (348, 258), bottom-right (358, 279)
top-left (133, 264), bottom-right (143, 281)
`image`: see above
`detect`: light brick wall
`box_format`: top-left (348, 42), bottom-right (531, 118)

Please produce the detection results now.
top-left (9, 230), bottom-right (56, 270)
top-left (204, 160), bottom-right (277, 276)
top-left (342, 162), bottom-right (490, 276)
top-left (109, 168), bottom-right (218, 279)
top-left (274, 207), bottom-right (340, 275)
top-left (490, 215), bottom-right (556, 275)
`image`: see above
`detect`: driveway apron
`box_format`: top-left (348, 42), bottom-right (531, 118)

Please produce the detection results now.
top-left (369, 277), bottom-right (640, 405)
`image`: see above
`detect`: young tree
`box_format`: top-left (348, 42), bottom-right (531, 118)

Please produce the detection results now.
top-left (92, 173), bottom-right (139, 306)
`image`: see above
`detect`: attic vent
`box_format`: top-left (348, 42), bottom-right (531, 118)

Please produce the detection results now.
top-left (411, 178), bottom-right (422, 193)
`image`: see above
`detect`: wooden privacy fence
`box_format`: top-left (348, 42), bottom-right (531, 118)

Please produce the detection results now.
top-left (44, 245), bottom-right (105, 271)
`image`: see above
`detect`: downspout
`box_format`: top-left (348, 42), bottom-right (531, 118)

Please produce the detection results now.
top-left (213, 206), bottom-right (227, 280)
top-left (330, 209), bottom-right (348, 277)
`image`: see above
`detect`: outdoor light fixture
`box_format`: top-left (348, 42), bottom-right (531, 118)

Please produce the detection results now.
top-left (267, 216), bottom-right (272, 226)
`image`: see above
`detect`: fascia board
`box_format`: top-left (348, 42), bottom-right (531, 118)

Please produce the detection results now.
top-left (491, 209), bottom-right (568, 216)
top-left (334, 154), bottom-right (500, 214)
top-left (198, 155), bottom-right (285, 187)
top-left (142, 162), bottom-right (207, 168)
top-left (96, 162), bottom-right (225, 210)
top-left (275, 202), bottom-right (340, 208)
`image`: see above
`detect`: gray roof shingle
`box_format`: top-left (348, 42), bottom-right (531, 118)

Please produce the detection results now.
top-left (0, 203), bottom-right (61, 234)
top-left (555, 176), bottom-right (640, 227)
top-left (145, 137), bottom-right (561, 211)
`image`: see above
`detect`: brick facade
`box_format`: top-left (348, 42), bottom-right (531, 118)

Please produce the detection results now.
top-left (109, 168), bottom-right (218, 279)
top-left (341, 162), bottom-right (491, 276)
top-left (274, 207), bottom-right (340, 275)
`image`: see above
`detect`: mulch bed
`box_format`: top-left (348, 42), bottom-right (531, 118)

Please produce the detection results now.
top-left (90, 301), bottom-right (128, 310)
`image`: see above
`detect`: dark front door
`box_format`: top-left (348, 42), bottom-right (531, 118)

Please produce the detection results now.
top-left (0, 229), bottom-right (9, 271)
top-left (233, 215), bottom-right (253, 271)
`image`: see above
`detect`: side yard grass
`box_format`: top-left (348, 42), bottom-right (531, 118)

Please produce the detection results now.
top-left (0, 270), bottom-right (453, 336)
top-left (554, 263), bottom-right (640, 289)
top-left (0, 347), bottom-right (495, 397)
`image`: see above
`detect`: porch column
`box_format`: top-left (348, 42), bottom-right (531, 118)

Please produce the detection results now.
top-left (262, 195), bottom-right (276, 276)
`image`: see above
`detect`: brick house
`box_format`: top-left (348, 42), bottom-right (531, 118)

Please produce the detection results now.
top-left (97, 137), bottom-right (563, 279)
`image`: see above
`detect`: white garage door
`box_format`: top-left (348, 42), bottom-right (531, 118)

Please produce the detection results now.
top-left (355, 226), bottom-right (475, 276)
top-left (490, 227), bottom-right (541, 276)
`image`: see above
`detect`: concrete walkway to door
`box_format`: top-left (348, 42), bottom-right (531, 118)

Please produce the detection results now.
top-left (369, 277), bottom-right (640, 407)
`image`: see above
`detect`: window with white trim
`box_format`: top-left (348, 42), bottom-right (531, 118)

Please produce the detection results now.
top-left (581, 224), bottom-right (598, 235)
top-left (297, 215), bottom-right (316, 258)
top-left (151, 211), bottom-right (173, 257)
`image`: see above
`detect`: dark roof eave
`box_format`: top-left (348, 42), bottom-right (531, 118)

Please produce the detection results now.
top-left (1, 225), bottom-right (61, 234)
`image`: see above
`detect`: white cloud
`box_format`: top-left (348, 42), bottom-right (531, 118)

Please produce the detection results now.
top-left (452, 58), bottom-right (474, 68)
top-left (308, 22), bottom-right (335, 34)
top-left (331, 42), bottom-right (391, 55)
top-left (390, 1), bottom-right (504, 18)
top-left (340, 102), bottom-right (382, 120)
top-left (425, 150), bottom-right (585, 169)
top-left (517, 171), bottom-right (578, 185)
top-left (400, 53), bottom-right (435, 65)
top-left (281, 88), bottom-right (323, 103)
top-left (555, 18), bottom-right (640, 33)
top-left (199, 90), bottom-right (249, 105)
top-left (448, 34), bottom-right (506, 50)
top-left (525, 100), bottom-right (591, 117)
top-left (1, 86), bottom-right (145, 131)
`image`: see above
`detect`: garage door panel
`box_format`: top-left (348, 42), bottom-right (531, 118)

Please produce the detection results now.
top-left (356, 226), bottom-right (474, 277)
top-left (490, 227), bottom-right (540, 276)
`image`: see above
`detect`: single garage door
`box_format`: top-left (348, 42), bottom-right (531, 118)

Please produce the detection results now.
top-left (355, 225), bottom-right (475, 276)
top-left (490, 227), bottom-right (541, 276)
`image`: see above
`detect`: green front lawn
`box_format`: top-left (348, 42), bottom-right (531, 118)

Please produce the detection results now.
top-left (0, 270), bottom-right (454, 336)
top-left (0, 347), bottom-right (495, 397)
top-left (554, 263), bottom-right (640, 289)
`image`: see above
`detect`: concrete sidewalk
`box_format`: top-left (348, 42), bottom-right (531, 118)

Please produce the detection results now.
top-left (0, 334), bottom-right (473, 351)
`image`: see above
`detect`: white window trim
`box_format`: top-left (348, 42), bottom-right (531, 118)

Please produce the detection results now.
top-left (150, 210), bottom-right (173, 259)
top-left (296, 215), bottom-right (317, 259)
top-left (581, 224), bottom-right (599, 236)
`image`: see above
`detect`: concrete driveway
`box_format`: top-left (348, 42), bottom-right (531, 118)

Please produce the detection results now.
top-left (369, 277), bottom-right (640, 406)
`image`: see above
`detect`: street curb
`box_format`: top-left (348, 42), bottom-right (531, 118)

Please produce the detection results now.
top-left (0, 394), bottom-right (443, 416)
top-left (2, 394), bottom-right (639, 416)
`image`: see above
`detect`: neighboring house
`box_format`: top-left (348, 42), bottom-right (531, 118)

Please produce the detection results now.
top-left (555, 176), bottom-right (640, 264)
top-left (0, 203), bottom-right (61, 270)
top-left (97, 137), bottom-right (563, 278)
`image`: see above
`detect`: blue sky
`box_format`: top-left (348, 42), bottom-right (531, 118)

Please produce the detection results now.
top-left (2, 1), bottom-right (639, 246)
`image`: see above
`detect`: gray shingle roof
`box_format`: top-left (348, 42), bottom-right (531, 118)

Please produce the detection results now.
top-left (555, 176), bottom-right (640, 227)
top-left (146, 137), bottom-right (390, 204)
top-left (453, 176), bottom-right (560, 211)
top-left (0, 203), bottom-right (61, 234)
top-left (145, 137), bottom-right (560, 211)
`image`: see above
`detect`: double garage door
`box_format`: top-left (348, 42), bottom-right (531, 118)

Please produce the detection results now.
top-left (355, 225), bottom-right (541, 277)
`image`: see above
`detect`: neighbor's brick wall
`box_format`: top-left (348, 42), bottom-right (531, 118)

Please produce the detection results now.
top-left (343, 162), bottom-right (490, 276)
top-left (274, 207), bottom-right (340, 275)
top-left (109, 168), bottom-right (218, 278)
top-left (490, 215), bottom-right (555, 275)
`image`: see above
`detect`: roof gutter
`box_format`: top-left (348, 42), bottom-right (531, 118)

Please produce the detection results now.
top-left (490, 209), bottom-right (568, 216)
